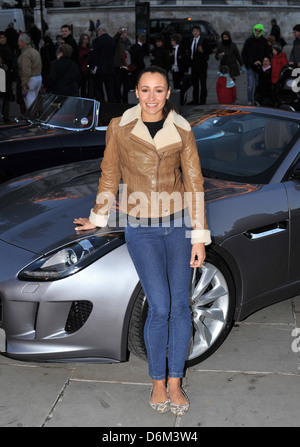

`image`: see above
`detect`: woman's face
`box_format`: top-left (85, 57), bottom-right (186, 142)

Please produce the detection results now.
top-left (136, 72), bottom-right (170, 122)
top-left (263, 57), bottom-right (271, 67)
top-left (82, 35), bottom-right (89, 46)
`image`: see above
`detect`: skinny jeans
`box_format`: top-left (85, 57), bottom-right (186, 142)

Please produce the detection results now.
top-left (125, 217), bottom-right (192, 380)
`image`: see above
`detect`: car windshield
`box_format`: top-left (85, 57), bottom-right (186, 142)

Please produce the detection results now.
top-left (24, 95), bottom-right (96, 130)
top-left (189, 110), bottom-right (300, 183)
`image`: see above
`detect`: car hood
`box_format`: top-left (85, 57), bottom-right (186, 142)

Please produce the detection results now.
top-left (0, 160), bottom-right (257, 254)
top-left (0, 122), bottom-right (69, 142)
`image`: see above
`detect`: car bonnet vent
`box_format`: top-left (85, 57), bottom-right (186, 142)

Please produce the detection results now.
top-left (65, 301), bottom-right (93, 334)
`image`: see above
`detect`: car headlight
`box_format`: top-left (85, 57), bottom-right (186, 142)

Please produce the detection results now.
top-left (18, 232), bottom-right (125, 281)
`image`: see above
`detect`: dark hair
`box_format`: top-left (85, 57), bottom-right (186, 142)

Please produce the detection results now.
top-left (136, 66), bottom-right (178, 117)
top-left (59, 43), bottom-right (73, 58)
top-left (79, 33), bottom-right (90, 46)
top-left (155, 35), bottom-right (165, 44)
top-left (170, 33), bottom-right (182, 44)
top-left (219, 65), bottom-right (230, 75)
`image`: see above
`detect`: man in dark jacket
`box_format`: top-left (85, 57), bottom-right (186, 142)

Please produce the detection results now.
top-left (44, 44), bottom-right (81, 96)
top-left (242, 24), bottom-right (269, 105)
top-left (188, 25), bottom-right (209, 105)
top-left (170, 34), bottom-right (189, 105)
top-left (89, 23), bottom-right (115, 102)
top-left (129, 33), bottom-right (146, 89)
top-left (61, 24), bottom-right (79, 64)
top-left (289, 24), bottom-right (300, 68)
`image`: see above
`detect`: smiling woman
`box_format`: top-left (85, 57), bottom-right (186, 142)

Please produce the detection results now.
top-left (73, 65), bottom-right (211, 415)
top-left (135, 68), bottom-right (171, 121)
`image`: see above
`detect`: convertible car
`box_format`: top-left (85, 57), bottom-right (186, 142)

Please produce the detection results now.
top-left (0, 104), bottom-right (300, 366)
top-left (0, 94), bottom-right (130, 183)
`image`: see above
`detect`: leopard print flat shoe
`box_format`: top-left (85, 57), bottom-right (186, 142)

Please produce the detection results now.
top-left (149, 388), bottom-right (170, 414)
top-left (169, 387), bottom-right (190, 416)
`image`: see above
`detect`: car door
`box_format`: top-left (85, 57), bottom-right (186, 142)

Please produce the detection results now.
top-left (59, 132), bottom-right (82, 164)
top-left (0, 130), bottom-right (80, 181)
top-left (284, 157), bottom-right (300, 283)
top-left (78, 128), bottom-right (107, 161)
top-left (213, 182), bottom-right (290, 304)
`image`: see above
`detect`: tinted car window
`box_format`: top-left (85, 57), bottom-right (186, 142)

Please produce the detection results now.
top-left (149, 19), bottom-right (218, 51)
top-left (150, 19), bottom-right (172, 34)
top-left (190, 112), bottom-right (300, 183)
top-left (165, 21), bottom-right (207, 34)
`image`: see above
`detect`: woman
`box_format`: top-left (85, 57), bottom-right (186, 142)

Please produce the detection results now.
top-left (78, 33), bottom-right (92, 97)
top-left (73, 66), bottom-right (211, 415)
top-left (216, 30), bottom-right (244, 79)
top-left (253, 56), bottom-right (273, 106)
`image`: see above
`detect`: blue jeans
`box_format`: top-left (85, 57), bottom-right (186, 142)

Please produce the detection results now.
top-left (125, 217), bottom-right (192, 380)
top-left (247, 68), bottom-right (259, 104)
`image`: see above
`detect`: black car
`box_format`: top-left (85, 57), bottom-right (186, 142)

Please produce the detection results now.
top-left (0, 94), bottom-right (131, 184)
top-left (149, 18), bottom-right (219, 53)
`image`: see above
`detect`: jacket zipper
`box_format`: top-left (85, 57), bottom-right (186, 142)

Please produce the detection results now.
top-left (157, 152), bottom-right (164, 192)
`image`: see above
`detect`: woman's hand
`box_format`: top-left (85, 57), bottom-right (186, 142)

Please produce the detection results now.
top-left (73, 217), bottom-right (97, 231)
top-left (190, 243), bottom-right (206, 268)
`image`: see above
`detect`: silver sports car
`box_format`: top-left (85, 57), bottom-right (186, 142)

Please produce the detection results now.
top-left (1, 104), bottom-right (300, 366)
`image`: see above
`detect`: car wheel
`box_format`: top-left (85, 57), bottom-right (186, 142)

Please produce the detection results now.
top-left (128, 252), bottom-right (236, 367)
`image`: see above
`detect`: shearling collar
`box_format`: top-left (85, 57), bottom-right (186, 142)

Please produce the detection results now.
top-left (119, 104), bottom-right (191, 151)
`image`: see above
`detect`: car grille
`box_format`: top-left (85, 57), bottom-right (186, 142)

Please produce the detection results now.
top-left (65, 300), bottom-right (93, 334)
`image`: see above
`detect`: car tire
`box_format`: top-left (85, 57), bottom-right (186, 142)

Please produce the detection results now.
top-left (128, 251), bottom-right (236, 367)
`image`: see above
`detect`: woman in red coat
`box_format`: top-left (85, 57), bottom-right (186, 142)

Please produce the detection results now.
top-left (271, 43), bottom-right (288, 103)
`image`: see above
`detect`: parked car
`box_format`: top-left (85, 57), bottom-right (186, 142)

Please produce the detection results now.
top-left (0, 94), bottom-right (131, 183)
top-left (149, 18), bottom-right (219, 53)
top-left (1, 104), bottom-right (300, 367)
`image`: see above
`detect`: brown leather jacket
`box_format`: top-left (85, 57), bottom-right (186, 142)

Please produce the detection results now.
top-left (89, 104), bottom-right (211, 245)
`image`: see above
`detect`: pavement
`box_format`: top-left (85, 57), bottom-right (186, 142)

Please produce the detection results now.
top-left (1, 44), bottom-right (300, 430)
top-left (1, 297), bottom-right (300, 428)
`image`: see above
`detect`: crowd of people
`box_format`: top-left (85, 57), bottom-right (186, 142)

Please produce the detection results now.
top-left (216, 20), bottom-right (300, 107)
top-left (1, 17), bottom-right (300, 121)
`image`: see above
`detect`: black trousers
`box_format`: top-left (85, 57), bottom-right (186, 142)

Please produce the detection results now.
top-left (191, 62), bottom-right (208, 104)
top-left (172, 70), bottom-right (187, 105)
top-left (93, 71), bottom-right (115, 103)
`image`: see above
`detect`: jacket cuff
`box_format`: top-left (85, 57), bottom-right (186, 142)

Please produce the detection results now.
top-left (89, 209), bottom-right (109, 227)
top-left (191, 229), bottom-right (212, 245)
